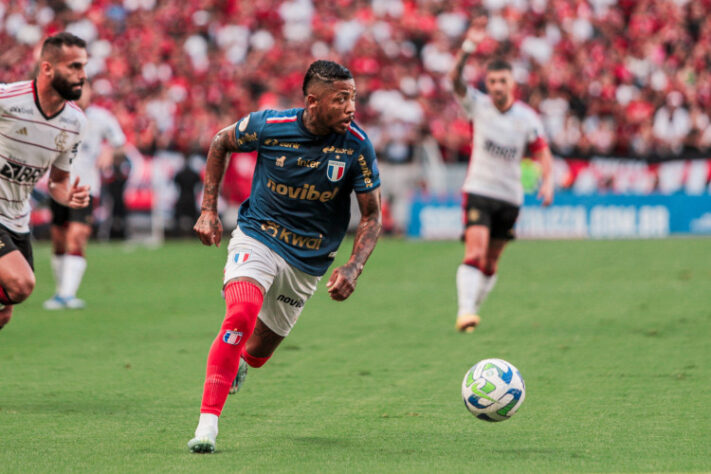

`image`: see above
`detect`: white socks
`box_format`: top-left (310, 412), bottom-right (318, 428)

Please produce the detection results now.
top-left (57, 255), bottom-right (87, 300)
top-left (476, 273), bottom-right (497, 311)
top-left (195, 413), bottom-right (219, 438)
top-left (457, 264), bottom-right (483, 317)
top-left (456, 264), bottom-right (498, 316)
top-left (51, 254), bottom-right (64, 294)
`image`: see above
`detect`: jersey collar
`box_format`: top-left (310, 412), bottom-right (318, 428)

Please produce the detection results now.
top-left (296, 109), bottom-right (318, 138)
top-left (33, 79), bottom-right (66, 121)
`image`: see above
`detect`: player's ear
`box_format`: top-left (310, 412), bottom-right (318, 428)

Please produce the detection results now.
top-left (39, 60), bottom-right (53, 77)
top-left (305, 93), bottom-right (319, 108)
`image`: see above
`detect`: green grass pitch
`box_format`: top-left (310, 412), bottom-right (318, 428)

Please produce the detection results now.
top-left (1, 237), bottom-right (710, 472)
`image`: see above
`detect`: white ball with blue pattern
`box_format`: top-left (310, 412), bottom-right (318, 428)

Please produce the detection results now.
top-left (462, 358), bottom-right (526, 422)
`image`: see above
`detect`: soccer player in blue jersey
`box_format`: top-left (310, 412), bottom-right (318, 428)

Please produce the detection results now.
top-left (188, 60), bottom-right (382, 453)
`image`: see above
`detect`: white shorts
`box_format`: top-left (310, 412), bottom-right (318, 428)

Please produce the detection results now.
top-left (223, 226), bottom-right (321, 337)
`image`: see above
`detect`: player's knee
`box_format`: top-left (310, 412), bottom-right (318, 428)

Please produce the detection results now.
top-left (66, 231), bottom-right (89, 255)
top-left (5, 274), bottom-right (35, 303)
top-left (221, 281), bottom-right (264, 330)
top-left (66, 237), bottom-right (84, 254)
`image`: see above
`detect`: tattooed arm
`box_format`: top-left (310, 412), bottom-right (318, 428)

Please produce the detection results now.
top-left (193, 123), bottom-right (240, 247)
top-left (326, 188), bottom-right (382, 301)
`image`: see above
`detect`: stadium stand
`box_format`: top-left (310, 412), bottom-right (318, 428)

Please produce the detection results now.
top-left (2, 0), bottom-right (710, 234)
top-left (2, 0), bottom-right (710, 161)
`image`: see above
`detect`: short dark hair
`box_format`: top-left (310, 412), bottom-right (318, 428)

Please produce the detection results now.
top-left (41, 32), bottom-right (86, 60)
top-left (486, 59), bottom-right (512, 72)
top-left (302, 60), bottom-right (353, 96)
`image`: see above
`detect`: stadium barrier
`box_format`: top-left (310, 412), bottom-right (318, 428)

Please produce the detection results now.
top-left (408, 192), bottom-right (711, 240)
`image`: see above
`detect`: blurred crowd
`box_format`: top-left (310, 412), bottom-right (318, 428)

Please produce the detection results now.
top-left (2, 0), bottom-right (711, 164)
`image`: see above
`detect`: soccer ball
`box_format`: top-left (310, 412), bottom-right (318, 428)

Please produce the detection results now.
top-left (461, 358), bottom-right (526, 422)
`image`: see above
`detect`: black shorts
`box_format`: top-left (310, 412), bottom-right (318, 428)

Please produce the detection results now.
top-left (463, 193), bottom-right (520, 241)
top-left (0, 223), bottom-right (34, 270)
top-left (50, 196), bottom-right (95, 227)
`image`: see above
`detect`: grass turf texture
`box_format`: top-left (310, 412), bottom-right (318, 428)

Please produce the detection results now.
top-left (1, 237), bottom-right (710, 473)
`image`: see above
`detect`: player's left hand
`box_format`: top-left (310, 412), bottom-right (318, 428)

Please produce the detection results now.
top-left (538, 179), bottom-right (554, 207)
top-left (326, 263), bottom-right (361, 301)
top-left (67, 177), bottom-right (91, 209)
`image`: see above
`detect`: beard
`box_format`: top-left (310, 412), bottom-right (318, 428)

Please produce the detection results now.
top-left (492, 93), bottom-right (509, 109)
top-left (51, 73), bottom-right (83, 101)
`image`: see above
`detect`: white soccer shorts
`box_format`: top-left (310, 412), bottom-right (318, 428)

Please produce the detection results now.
top-left (223, 225), bottom-right (321, 337)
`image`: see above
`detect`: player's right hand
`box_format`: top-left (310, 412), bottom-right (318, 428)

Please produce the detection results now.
top-left (193, 210), bottom-right (223, 247)
top-left (67, 177), bottom-right (91, 209)
top-left (465, 15), bottom-right (488, 44)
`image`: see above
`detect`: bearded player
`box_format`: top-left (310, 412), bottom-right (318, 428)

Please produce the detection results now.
top-left (0, 32), bottom-right (90, 330)
top-left (188, 60), bottom-right (381, 453)
top-left (449, 18), bottom-right (554, 333)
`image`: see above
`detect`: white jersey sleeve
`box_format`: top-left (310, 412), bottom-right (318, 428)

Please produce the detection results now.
top-left (95, 105), bottom-right (126, 148)
top-left (525, 111), bottom-right (546, 150)
top-left (54, 120), bottom-right (84, 172)
top-left (71, 105), bottom-right (126, 196)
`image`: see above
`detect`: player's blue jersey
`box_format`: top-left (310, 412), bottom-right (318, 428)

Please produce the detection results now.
top-left (233, 108), bottom-right (380, 276)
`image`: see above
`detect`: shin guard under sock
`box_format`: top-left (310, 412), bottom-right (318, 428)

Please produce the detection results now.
top-left (200, 281), bottom-right (263, 416)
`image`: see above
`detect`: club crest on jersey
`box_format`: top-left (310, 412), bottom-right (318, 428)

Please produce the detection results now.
top-left (233, 251), bottom-right (250, 264)
top-left (55, 131), bottom-right (69, 151)
top-left (326, 160), bottom-right (345, 182)
top-left (223, 330), bottom-right (243, 345)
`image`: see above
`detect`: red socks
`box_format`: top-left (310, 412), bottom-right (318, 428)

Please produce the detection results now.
top-left (200, 281), bottom-right (263, 416)
top-left (463, 257), bottom-right (484, 272)
top-left (242, 350), bottom-right (271, 368)
top-left (463, 258), bottom-right (495, 276)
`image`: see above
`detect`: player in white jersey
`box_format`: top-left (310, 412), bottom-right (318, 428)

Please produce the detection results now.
top-left (44, 82), bottom-right (126, 310)
top-left (448, 18), bottom-right (554, 333)
top-left (0, 32), bottom-right (90, 330)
